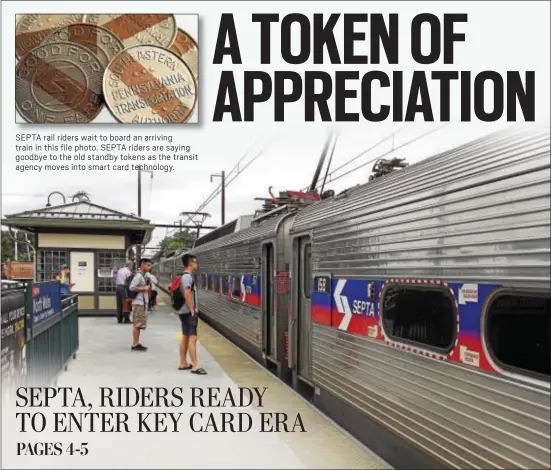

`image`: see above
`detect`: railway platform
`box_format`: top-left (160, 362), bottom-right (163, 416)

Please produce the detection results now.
top-left (3, 297), bottom-right (390, 470)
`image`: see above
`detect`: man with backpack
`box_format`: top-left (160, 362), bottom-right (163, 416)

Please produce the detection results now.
top-left (127, 257), bottom-right (152, 352)
top-left (171, 254), bottom-right (206, 374)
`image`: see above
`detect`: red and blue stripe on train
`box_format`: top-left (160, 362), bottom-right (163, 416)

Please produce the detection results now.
top-left (311, 277), bottom-right (501, 374)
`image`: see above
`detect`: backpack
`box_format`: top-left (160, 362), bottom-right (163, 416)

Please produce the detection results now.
top-left (169, 275), bottom-right (181, 293)
top-left (125, 271), bottom-right (142, 299)
top-left (171, 273), bottom-right (194, 311)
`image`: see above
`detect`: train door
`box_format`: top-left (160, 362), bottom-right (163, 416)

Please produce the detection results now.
top-left (262, 243), bottom-right (275, 359)
top-left (296, 237), bottom-right (313, 381)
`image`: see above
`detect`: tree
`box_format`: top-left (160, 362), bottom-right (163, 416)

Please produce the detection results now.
top-left (1, 230), bottom-right (35, 262)
top-left (151, 230), bottom-right (197, 262)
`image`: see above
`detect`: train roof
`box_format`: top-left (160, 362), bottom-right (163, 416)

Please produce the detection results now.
top-left (190, 208), bottom-right (291, 254)
top-left (194, 215), bottom-right (254, 248)
top-left (291, 127), bottom-right (550, 234)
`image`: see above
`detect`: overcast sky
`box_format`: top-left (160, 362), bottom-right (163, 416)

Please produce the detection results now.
top-left (2, 2), bottom-right (550, 256)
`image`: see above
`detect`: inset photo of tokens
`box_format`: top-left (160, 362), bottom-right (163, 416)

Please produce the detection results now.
top-left (14, 13), bottom-right (198, 124)
top-left (42, 23), bottom-right (125, 70)
top-left (170, 28), bottom-right (198, 83)
top-left (103, 44), bottom-right (197, 124)
top-left (16, 42), bottom-right (104, 123)
top-left (84, 14), bottom-right (177, 49)
top-left (15, 14), bottom-right (85, 59)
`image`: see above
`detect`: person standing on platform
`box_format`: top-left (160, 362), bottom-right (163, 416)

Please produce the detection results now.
top-left (56, 265), bottom-right (75, 296)
top-left (115, 261), bottom-right (133, 324)
top-left (129, 258), bottom-right (152, 352)
top-left (147, 272), bottom-right (158, 311)
top-left (178, 254), bottom-right (206, 374)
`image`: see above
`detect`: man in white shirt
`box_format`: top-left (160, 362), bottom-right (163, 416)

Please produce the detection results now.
top-left (115, 261), bottom-right (133, 324)
top-left (146, 272), bottom-right (158, 311)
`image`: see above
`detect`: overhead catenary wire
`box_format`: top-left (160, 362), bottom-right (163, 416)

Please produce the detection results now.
top-left (166, 144), bottom-right (257, 235)
top-left (317, 124), bottom-right (449, 190)
top-left (179, 149), bottom-right (262, 227)
top-left (326, 123), bottom-right (410, 179)
top-left (166, 136), bottom-right (275, 237)
top-left (189, 144), bottom-right (268, 217)
top-left (300, 124), bottom-right (410, 192)
top-left (163, 125), bottom-right (446, 242)
top-left (224, 146), bottom-right (268, 187)
top-left (320, 132), bottom-right (340, 195)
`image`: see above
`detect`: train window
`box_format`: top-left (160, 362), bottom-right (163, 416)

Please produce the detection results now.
top-left (207, 274), bottom-right (213, 290)
top-left (232, 276), bottom-right (241, 298)
top-left (201, 274), bottom-right (207, 289)
top-left (214, 275), bottom-right (220, 293)
top-left (222, 275), bottom-right (229, 294)
top-left (381, 285), bottom-right (456, 353)
top-left (485, 292), bottom-right (550, 380)
top-left (303, 244), bottom-right (312, 299)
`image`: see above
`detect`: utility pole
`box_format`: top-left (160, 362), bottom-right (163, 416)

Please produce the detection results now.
top-left (137, 168), bottom-right (154, 216)
top-left (138, 167), bottom-right (142, 216)
top-left (210, 171), bottom-right (225, 225)
top-left (137, 167), bottom-right (153, 262)
top-left (222, 170), bottom-right (225, 225)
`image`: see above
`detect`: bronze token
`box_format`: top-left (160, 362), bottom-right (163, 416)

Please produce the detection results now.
top-left (170, 28), bottom-right (198, 83)
top-left (84, 14), bottom-right (177, 49)
top-left (15, 14), bottom-right (85, 59)
top-left (16, 42), bottom-right (104, 123)
top-left (42, 23), bottom-right (124, 70)
top-left (103, 44), bottom-right (197, 124)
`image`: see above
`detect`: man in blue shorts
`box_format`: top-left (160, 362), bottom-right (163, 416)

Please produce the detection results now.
top-left (178, 254), bottom-right (207, 375)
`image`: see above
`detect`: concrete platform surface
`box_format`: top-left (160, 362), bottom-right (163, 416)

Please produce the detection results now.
top-left (2, 306), bottom-right (390, 469)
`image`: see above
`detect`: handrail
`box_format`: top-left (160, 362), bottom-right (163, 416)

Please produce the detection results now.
top-left (1, 280), bottom-right (79, 394)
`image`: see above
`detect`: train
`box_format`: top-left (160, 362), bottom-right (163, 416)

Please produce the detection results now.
top-left (154, 128), bottom-right (550, 470)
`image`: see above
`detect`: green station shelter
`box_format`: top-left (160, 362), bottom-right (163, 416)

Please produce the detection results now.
top-left (1, 200), bottom-right (155, 315)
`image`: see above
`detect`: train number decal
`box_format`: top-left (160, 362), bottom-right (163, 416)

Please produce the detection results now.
top-left (314, 276), bottom-right (330, 294)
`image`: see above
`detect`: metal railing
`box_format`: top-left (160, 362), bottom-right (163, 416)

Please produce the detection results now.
top-left (1, 280), bottom-right (79, 393)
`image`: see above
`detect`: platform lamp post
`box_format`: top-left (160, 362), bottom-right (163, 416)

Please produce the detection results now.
top-left (210, 171), bottom-right (225, 226)
top-left (45, 191), bottom-right (67, 207)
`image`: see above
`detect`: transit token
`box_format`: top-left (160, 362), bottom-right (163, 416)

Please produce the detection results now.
top-left (42, 23), bottom-right (124, 70)
top-left (83, 14), bottom-right (177, 49)
top-left (16, 42), bottom-right (104, 124)
top-left (103, 44), bottom-right (197, 124)
top-left (170, 28), bottom-right (199, 82)
top-left (15, 14), bottom-right (85, 59)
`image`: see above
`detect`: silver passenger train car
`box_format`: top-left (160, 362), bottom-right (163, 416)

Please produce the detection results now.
top-left (154, 128), bottom-right (550, 469)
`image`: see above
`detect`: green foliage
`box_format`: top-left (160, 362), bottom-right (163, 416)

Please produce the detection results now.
top-left (1, 230), bottom-right (35, 261)
top-left (151, 229), bottom-right (196, 262)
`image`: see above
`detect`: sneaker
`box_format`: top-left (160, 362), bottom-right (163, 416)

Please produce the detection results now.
top-left (131, 344), bottom-right (148, 351)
